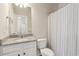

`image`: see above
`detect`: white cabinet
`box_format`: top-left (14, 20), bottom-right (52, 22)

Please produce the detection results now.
top-left (0, 41), bottom-right (36, 56)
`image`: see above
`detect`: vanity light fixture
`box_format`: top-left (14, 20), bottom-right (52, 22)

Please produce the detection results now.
top-left (14, 3), bottom-right (30, 8)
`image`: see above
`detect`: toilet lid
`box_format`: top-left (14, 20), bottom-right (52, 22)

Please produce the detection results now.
top-left (40, 48), bottom-right (55, 56)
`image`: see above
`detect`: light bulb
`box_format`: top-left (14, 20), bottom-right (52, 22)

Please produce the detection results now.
top-left (14, 3), bottom-right (30, 8)
top-left (15, 3), bottom-right (19, 6)
top-left (19, 4), bottom-right (23, 8)
top-left (24, 5), bottom-right (27, 8)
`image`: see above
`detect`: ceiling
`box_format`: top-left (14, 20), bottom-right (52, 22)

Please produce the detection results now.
top-left (30, 3), bottom-right (68, 14)
top-left (13, 3), bottom-right (69, 14)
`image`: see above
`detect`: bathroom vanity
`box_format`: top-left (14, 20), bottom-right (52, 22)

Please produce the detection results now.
top-left (0, 4), bottom-right (36, 56)
top-left (0, 37), bottom-right (37, 56)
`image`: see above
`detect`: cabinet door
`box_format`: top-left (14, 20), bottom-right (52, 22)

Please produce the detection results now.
top-left (3, 51), bottom-right (23, 56)
top-left (22, 41), bottom-right (36, 56)
top-left (3, 52), bottom-right (19, 56)
top-left (23, 48), bottom-right (36, 56)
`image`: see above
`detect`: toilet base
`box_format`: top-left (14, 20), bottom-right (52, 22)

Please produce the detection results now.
top-left (40, 48), bottom-right (55, 56)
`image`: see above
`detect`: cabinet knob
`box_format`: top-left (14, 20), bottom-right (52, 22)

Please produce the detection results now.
top-left (23, 53), bottom-right (26, 55)
top-left (18, 54), bottom-right (20, 56)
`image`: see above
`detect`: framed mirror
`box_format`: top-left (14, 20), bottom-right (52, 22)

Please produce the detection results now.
top-left (8, 3), bottom-right (32, 37)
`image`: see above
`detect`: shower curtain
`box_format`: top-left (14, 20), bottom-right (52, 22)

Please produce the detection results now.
top-left (48, 4), bottom-right (79, 56)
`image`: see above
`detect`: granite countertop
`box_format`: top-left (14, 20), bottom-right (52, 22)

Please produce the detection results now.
top-left (0, 36), bottom-right (36, 46)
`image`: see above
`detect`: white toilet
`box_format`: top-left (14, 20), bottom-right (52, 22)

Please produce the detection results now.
top-left (37, 38), bottom-right (55, 56)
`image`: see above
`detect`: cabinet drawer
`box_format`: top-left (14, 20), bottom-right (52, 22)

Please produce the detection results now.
top-left (3, 51), bottom-right (23, 56)
top-left (22, 41), bottom-right (36, 50)
top-left (3, 52), bottom-right (18, 56)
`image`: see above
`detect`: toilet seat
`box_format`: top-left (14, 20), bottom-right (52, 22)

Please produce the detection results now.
top-left (40, 48), bottom-right (55, 56)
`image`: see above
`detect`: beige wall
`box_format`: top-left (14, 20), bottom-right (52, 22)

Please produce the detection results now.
top-left (31, 6), bottom-right (48, 38)
top-left (0, 3), bottom-right (9, 39)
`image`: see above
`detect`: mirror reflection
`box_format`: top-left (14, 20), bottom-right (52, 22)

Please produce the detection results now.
top-left (9, 3), bottom-right (32, 37)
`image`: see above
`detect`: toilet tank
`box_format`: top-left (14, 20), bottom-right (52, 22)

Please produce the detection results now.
top-left (37, 38), bottom-right (47, 49)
